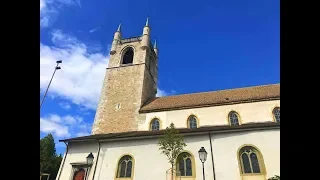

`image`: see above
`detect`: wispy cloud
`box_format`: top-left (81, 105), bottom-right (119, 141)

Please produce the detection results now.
top-left (40, 30), bottom-right (109, 109)
top-left (40, 0), bottom-right (46, 11)
top-left (59, 102), bottom-right (71, 110)
top-left (40, 115), bottom-right (70, 137)
top-left (89, 27), bottom-right (100, 33)
top-left (40, 0), bottom-right (81, 28)
top-left (75, 0), bottom-right (81, 8)
top-left (40, 114), bottom-right (90, 138)
top-left (156, 88), bottom-right (176, 97)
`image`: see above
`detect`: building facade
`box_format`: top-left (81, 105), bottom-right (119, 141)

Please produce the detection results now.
top-left (56, 19), bottom-right (280, 180)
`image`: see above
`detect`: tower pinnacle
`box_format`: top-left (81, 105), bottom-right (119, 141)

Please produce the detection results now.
top-left (110, 23), bottom-right (122, 55)
top-left (153, 39), bottom-right (158, 57)
top-left (141, 17), bottom-right (151, 50)
top-left (153, 39), bottom-right (157, 49)
top-left (117, 23), bottom-right (121, 32)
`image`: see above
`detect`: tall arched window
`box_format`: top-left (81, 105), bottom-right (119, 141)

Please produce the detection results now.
top-left (228, 111), bottom-right (240, 126)
top-left (122, 47), bottom-right (134, 64)
top-left (116, 155), bottom-right (134, 178)
top-left (273, 107), bottom-right (280, 123)
top-left (150, 118), bottom-right (160, 131)
top-left (73, 168), bottom-right (85, 180)
top-left (238, 146), bottom-right (265, 175)
top-left (187, 115), bottom-right (198, 129)
top-left (176, 152), bottom-right (195, 177)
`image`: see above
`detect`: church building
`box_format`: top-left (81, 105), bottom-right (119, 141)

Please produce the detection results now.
top-left (56, 19), bottom-right (280, 180)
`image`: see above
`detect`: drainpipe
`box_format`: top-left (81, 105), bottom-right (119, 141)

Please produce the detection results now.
top-left (91, 140), bottom-right (101, 180)
top-left (208, 133), bottom-right (217, 180)
top-left (57, 142), bottom-right (69, 180)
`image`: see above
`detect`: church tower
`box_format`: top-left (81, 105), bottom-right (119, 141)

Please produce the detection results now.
top-left (92, 19), bottom-right (158, 134)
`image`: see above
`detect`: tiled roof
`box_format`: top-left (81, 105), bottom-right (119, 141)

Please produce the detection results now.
top-left (140, 84), bottom-right (280, 113)
top-left (60, 122), bottom-right (280, 142)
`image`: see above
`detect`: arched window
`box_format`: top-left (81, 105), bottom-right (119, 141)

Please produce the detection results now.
top-left (73, 168), bottom-right (85, 180)
top-left (176, 152), bottom-right (195, 177)
top-left (122, 47), bottom-right (134, 64)
top-left (273, 107), bottom-right (280, 123)
top-left (228, 111), bottom-right (240, 126)
top-left (116, 155), bottom-right (134, 178)
top-left (187, 115), bottom-right (198, 129)
top-left (150, 118), bottom-right (160, 131)
top-left (238, 146), bottom-right (265, 175)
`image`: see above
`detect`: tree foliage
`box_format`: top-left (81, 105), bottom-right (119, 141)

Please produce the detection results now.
top-left (40, 134), bottom-right (63, 180)
top-left (158, 123), bottom-right (187, 178)
top-left (268, 175), bottom-right (280, 180)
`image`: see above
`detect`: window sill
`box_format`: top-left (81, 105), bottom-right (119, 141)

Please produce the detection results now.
top-left (241, 173), bottom-right (265, 176)
top-left (176, 176), bottom-right (195, 178)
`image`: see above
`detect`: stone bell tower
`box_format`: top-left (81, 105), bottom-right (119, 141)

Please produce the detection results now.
top-left (92, 18), bottom-right (158, 134)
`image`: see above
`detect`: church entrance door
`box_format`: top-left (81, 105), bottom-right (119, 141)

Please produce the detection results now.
top-left (73, 169), bottom-right (85, 180)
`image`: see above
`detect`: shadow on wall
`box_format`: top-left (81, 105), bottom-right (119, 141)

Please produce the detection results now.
top-left (95, 148), bottom-right (106, 180)
top-left (67, 141), bottom-right (99, 155)
top-left (211, 129), bottom-right (278, 141)
top-left (100, 137), bottom-right (160, 149)
top-left (67, 129), bottom-right (279, 154)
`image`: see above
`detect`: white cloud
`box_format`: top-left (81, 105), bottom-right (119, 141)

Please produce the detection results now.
top-left (59, 102), bottom-right (71, 110)
top-left (40, 30), bottom-right (109, 110)
top-left (40, 0), bottom-right (81, 28)
top-left (75, 0), bottom-right (81, 8)
top-left (40, 0), bottom-right (46, 11)
top-left (40, 116), bottom-right (70, 137)
top-left (156, 88), bottom-right (176, 97)
top-left (50, 114), bottom-right (63, 123)
top-left (40, 114), bottom-right (91, 138)
top-left (76, 132), bottom-right (90, 137)
top-left (89, 27), bottom-right (100, 33)
top-left (40, 17), bottom-right (50, 27)
top-left (156, 88), bottom-right (167, 97)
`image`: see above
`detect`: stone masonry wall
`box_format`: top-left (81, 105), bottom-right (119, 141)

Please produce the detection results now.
top-left (91, 40), bottom-right (157, 134)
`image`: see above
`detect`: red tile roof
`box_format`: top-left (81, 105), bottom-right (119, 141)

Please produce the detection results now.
top-left (140, 84), bottom-right (280, 113)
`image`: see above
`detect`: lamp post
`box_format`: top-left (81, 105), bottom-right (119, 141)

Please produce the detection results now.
top-left (40, 60), bottom-right (62, 109)
top-left (198, 147), bottom-right (208, 180)
top-left (86, 152), bottom-right (94, 165)
top-left (85, 152), bottom-right (94, 180)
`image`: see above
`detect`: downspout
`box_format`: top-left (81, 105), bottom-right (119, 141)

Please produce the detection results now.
top-left (57, 142), bottom-right (69, 180)
top-left (91, 140), bottom-right (101, 180)
top-left (208, 133), bottom-right (217, 180)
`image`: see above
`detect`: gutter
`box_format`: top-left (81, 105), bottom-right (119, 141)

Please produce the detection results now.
top-left (57, 142), bottom-right (69, 180)
top-left (91, 140), bottom-right (101, 180)
top-left (61, 124), bottom-right (279, 143)
top-left (208, 133), bottom-right (216, 180)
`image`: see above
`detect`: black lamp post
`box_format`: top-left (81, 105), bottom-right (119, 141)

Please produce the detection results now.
top-left (86, 152), bottom-right (94, 166)
top-left (40, 60), bottom-right (62, 109)
top-left (84, 152), bottom-right (94, 180)
top-left (198, 147), bottom-right (208, 180)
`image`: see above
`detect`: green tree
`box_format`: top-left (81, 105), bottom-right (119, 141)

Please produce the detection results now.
top-left (40, 134), bottom-right (63, 180)
top-left (158, 123), bottom-right (187, 180)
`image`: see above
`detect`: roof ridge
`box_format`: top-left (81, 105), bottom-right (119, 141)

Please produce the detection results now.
top-left (158, 83), bottom-right (280, 99)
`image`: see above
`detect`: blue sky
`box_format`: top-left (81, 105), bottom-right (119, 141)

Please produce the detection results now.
top-left (40, 0), bottom-right (279, 155)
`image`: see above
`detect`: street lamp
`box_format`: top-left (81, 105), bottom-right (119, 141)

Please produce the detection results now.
top-left (83, 152), bottom-right (94, 180)
top-left (86, 152), bottom-right (94, 165)
top-left (40, 60), bottom-right (62, 109)
top-left (198, 147), bottom-right (208, 180)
